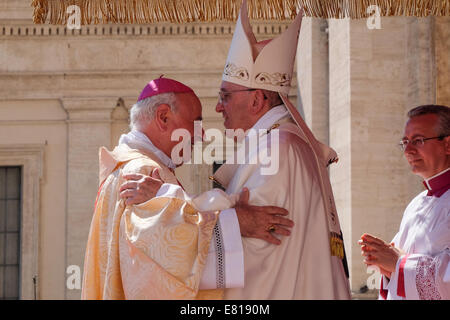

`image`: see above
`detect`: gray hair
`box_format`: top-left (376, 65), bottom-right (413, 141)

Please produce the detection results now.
top-left (261, 89), bottom-right (283, 108)
top-left (129, 92), bottom-right (178, 131)
top-left (407, 104), bottom-right (450, 136)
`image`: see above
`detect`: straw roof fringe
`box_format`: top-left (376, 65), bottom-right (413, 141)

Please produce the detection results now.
top-left (32, 0), bottom-right (450, 25)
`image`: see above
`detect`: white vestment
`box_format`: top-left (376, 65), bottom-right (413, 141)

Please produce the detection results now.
top-left (213, 105), bottom-right (351, 299)
top-left (380, 168), bottom-right (450, 300)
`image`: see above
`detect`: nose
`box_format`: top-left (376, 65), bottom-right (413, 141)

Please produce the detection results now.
top-left (216, 101), bottom-right (224, 113)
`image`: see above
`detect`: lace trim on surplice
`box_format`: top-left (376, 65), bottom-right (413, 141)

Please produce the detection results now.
top-left (416, 256), bottom-right (442, 300)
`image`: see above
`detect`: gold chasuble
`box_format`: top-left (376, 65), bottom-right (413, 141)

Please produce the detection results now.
top-left (82, 144), bottom-right (223, 299)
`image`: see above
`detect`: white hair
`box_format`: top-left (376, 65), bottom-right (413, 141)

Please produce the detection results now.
top-left (129, 92), bottom-right (178, 131)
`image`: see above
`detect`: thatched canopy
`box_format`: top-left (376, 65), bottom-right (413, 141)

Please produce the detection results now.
top-left (32, 0), bottom-right (450, 25)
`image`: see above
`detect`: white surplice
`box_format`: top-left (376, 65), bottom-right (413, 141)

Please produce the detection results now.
top-left (380, 168), bottom-right (450, 300)
top-left (213, 105), bottom-right (351, 299)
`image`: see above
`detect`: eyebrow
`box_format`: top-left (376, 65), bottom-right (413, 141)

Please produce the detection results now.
top-left (402, 134), bottom-right (426, 140)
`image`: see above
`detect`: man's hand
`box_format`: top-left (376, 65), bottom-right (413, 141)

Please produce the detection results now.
top-left (358, 233), bottom-right (405, 278)
top-left (119, 168), bottom-right (163, 205)
top-left (235, 188), bottom-right (294, 245)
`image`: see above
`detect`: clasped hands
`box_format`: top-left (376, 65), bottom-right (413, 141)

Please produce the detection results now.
top-left (119, 170), bottom-right (294, 245)
top-left (358, 233), bottom-right (405, 278)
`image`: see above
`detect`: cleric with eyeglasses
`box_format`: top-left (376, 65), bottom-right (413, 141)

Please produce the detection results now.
top-left (359, 104), bottom-right (450, 300)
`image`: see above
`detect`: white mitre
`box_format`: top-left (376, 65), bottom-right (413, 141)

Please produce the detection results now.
top-left (222, 0), bottom-right (302, 95)
top-left (222, 0), bottom-right (338, 168)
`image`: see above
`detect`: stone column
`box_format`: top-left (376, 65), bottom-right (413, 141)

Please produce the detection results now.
top-left (328, 17), bottom-right (353, 290)
top-left (434, 17), bottom-right (450, 105)
top-left (405, 17), bottom-right (437, 109)
top-left (297, 17), bottom-right (330, 144)
top-left (62, 97), bottom-right (116, 299)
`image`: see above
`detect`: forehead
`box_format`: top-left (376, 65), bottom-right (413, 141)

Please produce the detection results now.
top-left (404, 114), bottom-right (439, 137)
top-left (220, 80), bottom-right (249, 91)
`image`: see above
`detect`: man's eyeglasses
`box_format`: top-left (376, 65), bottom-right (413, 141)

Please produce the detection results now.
top-left (398, 135), bottom-right (448, 151)
top-left (218, 89), bottom-right (258, 104)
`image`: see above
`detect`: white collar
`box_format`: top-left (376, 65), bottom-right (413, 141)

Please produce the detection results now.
top-left (250, 104), bottom-right (290, 132)
top-left (118, 130), bottom-right (176, 169)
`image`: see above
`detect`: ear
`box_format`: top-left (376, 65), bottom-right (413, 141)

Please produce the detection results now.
top-left (249, 89), bottom-right (265, 115)
top-left (154, 104), bottom-right (171, 131)
top-left (444, 136), bottom-right (450, 155)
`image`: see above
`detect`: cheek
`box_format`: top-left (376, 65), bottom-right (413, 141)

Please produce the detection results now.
top-left (180, 120), bottom-right (196, 138)
top-left (418, 149), bottom-right (438, 165)
top-left (223, 104), bottom-right (231, 116)
top-left (226, 104), bottom-right (242, 121)
top-left (169, 122), bottom-right (190, 143)
top-left (173, 118), bottom-right (189, 131)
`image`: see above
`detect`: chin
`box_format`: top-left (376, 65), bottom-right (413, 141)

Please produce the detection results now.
top-left (410, 167), bottom-right (428, 179)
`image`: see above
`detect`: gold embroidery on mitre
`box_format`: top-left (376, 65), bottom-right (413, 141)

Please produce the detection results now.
top-left (223, 63), bottom-right (249, 81)
top-left (255, 72), bottom-right (291, 86)
top-left (330, 232), bottom-right (344, 259)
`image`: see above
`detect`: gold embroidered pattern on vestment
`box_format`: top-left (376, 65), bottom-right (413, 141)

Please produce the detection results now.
top-left (330, 232), bottom-right (344, 259)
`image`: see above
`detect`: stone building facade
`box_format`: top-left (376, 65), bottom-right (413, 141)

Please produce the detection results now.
top-left (0, 0), bottom-right (448, 299)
